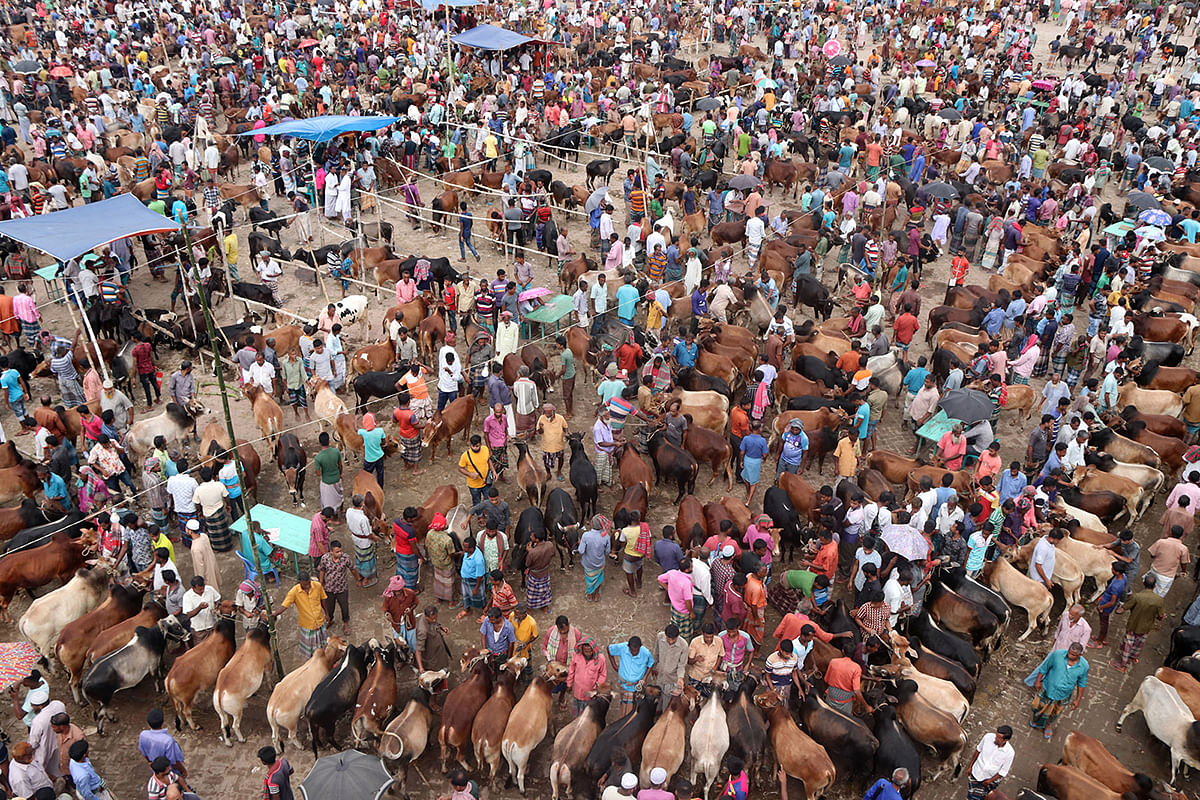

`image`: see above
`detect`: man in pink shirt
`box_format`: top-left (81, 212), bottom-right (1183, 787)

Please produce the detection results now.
top-left (1047, 604), bottom-right (1091, 654)
top-left (1167, 474), bottom-right (1200, 511)
top-left (11, 283), bottom-right (40, 350)
top-left (657, 561), bottom-right (695, 640)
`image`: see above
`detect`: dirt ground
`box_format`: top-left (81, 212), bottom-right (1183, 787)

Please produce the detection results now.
top-left (0, 25), bottom-right (1198, 800)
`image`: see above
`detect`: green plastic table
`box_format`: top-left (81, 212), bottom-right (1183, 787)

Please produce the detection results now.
top-left (230, 504), bottom-right (313, 575)
top-left (914, 410), bottom-right (963, 458)
top-left (521, 293), bottom-right (574, 339)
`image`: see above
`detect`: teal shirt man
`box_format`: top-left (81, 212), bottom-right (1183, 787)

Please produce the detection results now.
top-left (1035, 648), bottom-right (1089, 700)
top-left (616, 282), bottom-right (639, 323)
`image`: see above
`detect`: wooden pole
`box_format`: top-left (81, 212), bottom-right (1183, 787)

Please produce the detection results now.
top-left (71, 287), bottom-right (111, 383)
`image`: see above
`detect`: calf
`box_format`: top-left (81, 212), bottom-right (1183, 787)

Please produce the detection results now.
top-left (422, 396), bottom-right (475, 462)
top-left (265, 637), bottom-right (347, 752)
top-left (676, 496), bottom-right (706, 551)
top-left (980, 555), bottom-right (1053, 640)
top-left (757, 691), bottom-right (837, 799)
top-left (19, 565), bottom-right (109, 667)
top-left (647, 429), bottom-right (699, 504)
top-left (81, 616), bottom-right (188, 733)
top-left (305, 641), bottom-right (369, 757)
top-left (550, 691), bottom-right (612, 800)
top-left (352, 369), bottom-right (406, 411)
top-left (274, 432), bottom-right (308, 504)
top-left (1038, 764), bottom-right (1122, 800)
top-left (56, 582), bottom-right (145, 702)
top-left (166, 617), bottom-right (238, 730)
top-left (515, 440), bottom-right (549, 508)
top-left (1116, 676), bottom-right (1200, 783)
top-left (244, 383), bottom-right (283, 445)
top-left (349, 340), bottom-right (395, 378)
top-left (617, 443), bottom-right (654, 493)
top-left (351, 640), bottom-right (401, 747)
top-left (213, 625), bottom-right (275, 745)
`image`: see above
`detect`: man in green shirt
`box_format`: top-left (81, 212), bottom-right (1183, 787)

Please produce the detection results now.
top-left (1111, 572), bottom-right (1165, 672)
top-left (313, 432), bottom-right (343, 519)
top-left (280, 349), bottom-right (310, 420)
top-left (556, 335), bottom-right (576, 418)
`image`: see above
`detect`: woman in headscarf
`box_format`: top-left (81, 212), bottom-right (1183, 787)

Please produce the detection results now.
top-left (425, 512), bottom-right (459, 604)
top-left (76, 465), bottom-right (109, 515)
top-left (980, 211), bottom-right (1005, 270)
top-left (142, 456), bottom-right (170, 533)
top-left (1009, 334), bottom-right (1041, 385)
top-left (1050, 312), bottom-right (1077, 377)
top-left (382, 575), bottom-right (419, 654)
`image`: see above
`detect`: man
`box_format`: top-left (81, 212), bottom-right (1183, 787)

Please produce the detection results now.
top-left (167, 361), bottom-right (198, 437)
top-left (1112, 573), bottom-right (1166, 672)
top-left (147, 755), bottom-right (187, 800)
top-left (650, 623), bottom-right (688, 711)
top-left (965, 727), bottom-right (1015, 800)
top-left (9, 741), bottom-right (54, 798)
top-left (259, 746), bottom-right (294, 800)
top-left (318, 540), bottom-right (358, 636)
top-left (1147, 526), bottom-right (1190, 599)
top-left (1030, 642), bottom-right (1088, 737)
top-left (273, 572), bottom-right (329, 658)
top-left (69, 740), bottom-right (111, 800)
top-left (578, 515), bottom-right (611, 601)
top-left (480, 607), bottom-right (516, 669)
top-left (137, 708), bottom-right (187, 780)
top-left (50, 712), bottom-right (86, 782)
top-left (864, 768), bottom-right (910, 800)
top-left (458, 435), bottom-right (492, 506)
top-left (415, 605), bottom-right (452, 674)
top-left (1028, 528), bottom-right (1061, 592)
top-left (824, 640), bottom-right (870, 715)
top-left (313, 432), bottom-right (343, 517)
top-left (27, 685), bottom-right (66, 781)
top-left (536, 403), bottom-right (570, 481)
top-left (181, 576), bottom-right (220, 644)
top-left (608, 635), bottom-right (654, 714)
top-left (1048, 604), bottom-right (1091, 655)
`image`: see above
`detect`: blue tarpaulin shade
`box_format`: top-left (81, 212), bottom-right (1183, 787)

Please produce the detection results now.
top-left (451, 23), bottom-right (534, 50)
top-left (235, 115), bottom-right (402, 143)
top-left (0, 194), bottom-right (180, 262)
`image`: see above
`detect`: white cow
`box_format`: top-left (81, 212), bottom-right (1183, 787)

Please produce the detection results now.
top-left (1116, 676), bottom-right (1200, 783)
top-left (333, 295), bottom-right (369, 326)
top-left (19, 566), bottom-right (110, 667)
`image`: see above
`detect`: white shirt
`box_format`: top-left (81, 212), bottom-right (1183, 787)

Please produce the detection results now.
top-left (883, 575), bottom-right (913, 627)
top-left (346, 507), bottom-right (373, 549)
top-left (438, 351), bottom-right (462, 392)
top-left (247, 360), bottom-right (276, 390)
top-left (1029, 537), bottom-right (1057, 583)
top-left (690, 557), bottom-right (713, 603)
top-left (165, 474), bottom-right (199, 513)
top-left (970, 734), bottom-right (1015, 781)
top-left (181, 585), bottom-right (221, 631)
top-left (153, 559), bottom-right (180, 592)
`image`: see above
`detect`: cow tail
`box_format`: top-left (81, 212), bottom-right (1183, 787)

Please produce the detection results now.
top-left (310, 718), bottom-right (321, 760)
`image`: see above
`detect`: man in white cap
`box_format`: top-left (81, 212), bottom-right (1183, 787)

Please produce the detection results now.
top-left (9, 671), bottom-right (49, 727)
top-left (601, 772), bottom-right (638, 800)
top-left (99, 378), bottom-right (133, 435)
top-left (640, 767), bottom-right (672, 799)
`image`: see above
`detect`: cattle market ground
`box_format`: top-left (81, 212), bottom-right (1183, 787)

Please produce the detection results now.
top-left (1, 39), bottom-right (1198, 800)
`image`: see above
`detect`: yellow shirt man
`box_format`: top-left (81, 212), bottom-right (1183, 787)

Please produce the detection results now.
top-left (224, 232), bottom-right (239, 270)
top-left (459, 445), bottom-right (492, 489)
top-left (511, 610), bottom-right (539, 659)
top-left (536, 411), bottom-right (570, 454)
top-left (281, 580), bottom-right (327, 631)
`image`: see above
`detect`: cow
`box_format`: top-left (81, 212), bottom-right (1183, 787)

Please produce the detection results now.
top-left (1108, 681), bottom-right (1200, 786)
top-left (422, 396), bottom-right (475, 462)
top-left (908, 611), bottom-right (981, 676)
top-left (265, 637), bottom-right (348, 753)
top-left (350, 640), bottom-right (401, 747)
top-left (647, 429), bottom-right (699, 504)
top-left (1156, 667), bottom-right (1200, 719)
top-left (87, 601), bottom-right (168, 667)
top-left (871, 650), bottom-right (971, 724)
top-left (585, 691), bottom-right (660, 788)
top-left (244, 383), bottom-right (283, 445)
top-left (617, 442), bottom-right (654, 494)
top-left (56, 582), bottom-right (144, 702)
top-left (165, 616), bottom-right (238, 730)
top-left (472, 656), bottom-right (525, 787)
top-left (213, 625), bottom-right (275, 745)
top-left (1038, 764), bottom-right (1123, 800)
top-left (891, 678), bottom-right (967, 780)
top-left (81, 616), bottom-right (190, 733)
top-left (980, 556), bottom-right (1053, 640)
top-left (567, 433), bottom-right (599, 521)
top-left (936, 567), bottom-right (1010, 646)
top-left (352, 369), bottom-right (406, 411)
top-left (925, 581), bottom-right (1001, 656)
top-left (125, 401), bottom-right (205, 459)
top-left (544, 488), bottom-right (581, 571)
top-left (515, 440), bottom-right (550, 508)
top-left (550, 690), bottom-right (612, 800)
top-left (873, 702), bottom-right (923, 795)
top-left (0, 498), bottom-right (65, 542)
top-left (308, 377), bottom-right (348, 436)
top-left (19, 565), bottom-right (110, 668)
top-left (439, 650), bottom-right (494, 772)
top-left (274, 432), bottom-right (308, 504)
top-left (380, 675), bottom-right (447, 795)
top-left (676, 496), bottom-right (706, 551)
top-left (725, 676), bottom-right (769, 783)
top-left (1061, 730), bottom-right (1158, 797)
top-left (305, 641), bottom-right (369, 756)
top-left (640, 688), bottom-right (698, 787)
top-left (1117, 382), bottom-right (1184, 418)
top-left (0, 531), bottom-right (95, 622)
top-left (349, 341), bottom-right (395, 378)
top-left (585, 156), bottom-right (618, 189)
top-left (795, 688), bottom-right (879, 781)
top-left (757, 691), bottom-right (837, 799)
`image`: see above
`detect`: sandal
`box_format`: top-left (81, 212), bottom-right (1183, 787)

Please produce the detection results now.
top-left (1043, 727), bottom-right (1054, 739)
top-left (1109, 659), bottom-right (1126, 672)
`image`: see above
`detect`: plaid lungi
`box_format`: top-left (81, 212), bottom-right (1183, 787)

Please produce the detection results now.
top-left (400, 434), bottom-right (422, 464)
top-left (396, 553), bottom-right (420, 588)
top-left (176, 510), bottom-right (198, 537)
top-left (1030, 690), bottom-right (1067, 728)
top-left (594, 451), bottom-right (613, 485)
top-left (490, 445), bottom-right (509, 475)
top-left (202, 507), bottom-right (233, 552)
top-left (526, 573), bottom-right (553, 609)
top-left (432, 565), bottom-right (455, 601)
top-left (584, 566), bottom-right (604, 595)
top-left (767, 579), bottom-right (804, 615)
top-left (20, 320), bottom-right (39, 348)
top-left (543, 450), bottom-right (563, 473)
top-left (1121, 631), bottom-right (1147, 663)
top-left (1051, 353), bottom-right (1069, 375)
top-left (355, 543), bottom-right (378, 581)
top-left (319, 480), bottom-right (343, 512)
top-left (58, 376), bottom-right (86, 407)
top-left (825, 685), bottom-right (854, 714)
top-left (298, 624), bottom-right (329, 659)
top-left (1012, 373), bottom-right (1030, 385)
top-left (462, 577), bottom-right (486, 609)
top-left (288, 386), bottom-right (308, 408)
top-left (968, 779), bottom-right (994, 800)
top-left (670, 607), bottom-right (695, 641)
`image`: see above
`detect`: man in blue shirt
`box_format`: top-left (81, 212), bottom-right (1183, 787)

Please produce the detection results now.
top-left (0, 356), bottom-right (25, 420)
top-left (615, 276), bottom-right (639, 325)
top-left (608, 636), bottom-right (654, 714)
top-left (982, 303), bottom-right (1006, 337)
top-left (672, 331), bottom-right (698, 368)
top-left (137, 708), bottom-right (187, 777)
top-left (691, 279), bottom-right (709, 318)
top-left (480, 607), bottom-right (516, 668)
top-left (778, 419), bottom-right (808, 478)
top-left (69, 740), bottom-right (108, 800)
top-left (854, 398), bottom-right (871, 447)
top-left (998, 462), bottom-right (1029, 505)
top-left (1182, 209), bottom-right (1200, 243)
top-left (864, 768), bottom-right (910, 800)
top-left (37, 464), bottom-right (71, 512)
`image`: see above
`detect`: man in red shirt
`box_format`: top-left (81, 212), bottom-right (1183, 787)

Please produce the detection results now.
top-left (950, 249), bottom-right (970, 286)
top-left (802, 529), bottom-right (839, 579)
top-left (892, 304), bottom-right (921, 363)
top-left (614, 339), bottom-right (643, 375)
top-left (131, 332), bottom-right (160, 408)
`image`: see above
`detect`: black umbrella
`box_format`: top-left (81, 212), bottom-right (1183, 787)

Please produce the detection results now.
top-left (11, 60), bottom-right (40, 75)
top-left (829, 55), bottom-right (851, 66)
top-left (1126, 191), bottom-right (1161, 210)
top-left (1122, 114), bottom-right (1145, 131)
top-left (923, 181), bottom-right (960, 200)
top-left (938, 108), bottom-right (963, 121)
top-left (1145, 156), bottom-right (1175, 172)
top-left (695, 97), bottom-right (723, 111)
top-left (938, 389), bottom-right (993, 424)
top-left (299, 751), bottom-right (393, 800)
top-left (727, 174), bottom-right (760, 191)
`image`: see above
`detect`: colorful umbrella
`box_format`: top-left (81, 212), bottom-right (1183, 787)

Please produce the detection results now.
top-left (1031, 78), bottom-right (1057, 91)
top-left (519, 287), bottom-right (552, 302)
top-left (49, 66), bottom-right (72, 78)
top-left (1138, 208), bottom-right (1173, 227)
top-left (213, 56), bottom-right (235, 67)
top-left (298, 38), bottom-right (320, 48)
top-left (915, 58), bottom-right (936, 67)
top-left (0, 642), bottom-right (40, 690)
top-left (1134, 225), bottom-right (1166, 241)
top-left (823, 39), bottom-right (842, 57)
top-left (756, 77), bottom-right (778, 89)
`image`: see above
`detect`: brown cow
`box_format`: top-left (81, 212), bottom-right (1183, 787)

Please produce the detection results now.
top-left (683, 423), bottom-right (734, 488)
top-left (779, 472), bottom-right (821, 521)
top-left (410, 485), bottom-right (459, 545)
top-left (422, 396), bottom-right (475, 462)
top-left (214, 625), bottom-right (275, 745)
top-left (439, 650), bottom-right (494, 772)
top-left (351, 639), bottom-right (400, 747)
top-left (419, 308), bottom-right (448, 364)
top-left (243, 384), bottom-right (283, 446)
top-left (773, 370), bottom-right (830, 411)
top-left (1061, 730), bottom-right (1148, 796)
top-left (430, 190), bottom-right (461, 234)
top-left (0, 531), bottom-right (94, 622)
top-left (380, 298), bottom-right (429, 332)
top-left (756, 692), bottom-right (836, 799)
top-left (514, 440), bottom-right (549, 508)
top-left (617, 443), bottom-right (653, 493)
top-left (86, 601), bottom-right (168, 666)
top-left (762, 158), bottom-right (800, 198)
top-left (711, 220), bottom-right (748, 245)
top-left (351, 470), bottom-right (388, 534)
top-left (0, 460), bottom-right (40, 506)
top-left (349, 340), bottom-right (395, 378)
top-left (56, 583), bottom-right (144, 703)
top-left (501, 661), bottom-right (571, 792)
top-left (1155, 667), bottom-right (1200, 719)
top-left (640, 688), bottom-right (698, 786)
top-left (615, 484), bottom-right (649, 521)
top-left (166, 616), bottom-right (239, 730)
top-left (471, 655), bottom-right (524, 786)
top-left (676, 495), bottom-right (706, 550)
top-left (866, 450), bottom-right (924, 485)
top-left (1037, 764), bottom-right (1122, 800)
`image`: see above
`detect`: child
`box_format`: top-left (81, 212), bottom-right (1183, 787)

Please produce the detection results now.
top-left (481, 569), bottom-right (517, 621)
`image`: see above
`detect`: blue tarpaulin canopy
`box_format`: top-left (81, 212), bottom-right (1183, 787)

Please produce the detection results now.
top-left (451, 23), bottom-right (534, 50)
top-left (235, 115), bottom-right (402, 143)
top-left (0, 194), bottom-right (180, 262)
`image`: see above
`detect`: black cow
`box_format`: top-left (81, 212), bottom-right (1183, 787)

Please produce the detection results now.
top-left (937, 566), bottom-right (1010, 635)
top-left (549, 180), bottom-right (577, 209)
top-left (82, 616), bottom-right (189, 733)
top-left (657, 134), bottom-right (685, 155)
top-left (873, 701), bottom-right (922, 796)
top-left (232, 282), bottom-right (277, 307)
top-left (797, 687), bottom-right (879, 780)
top-left (674, 366), bottom-right (733, 401)
top-left (908, 611), bottom-right (981, 677)
top-left (4, 512), bottom-right (88, 554)
top-left (525, 169), bottom-right (553, 188)
top-left (794, 275), bottom-right (834, 319)
top-left (695, 169), bottom-right (720, 191)
top-left (1122, 335), bottom-right (1184, 367)
top-left (1167, 625), bottom-right (1200, 667)
top-left (292, 245), bottom-right (343, 270)
top-left (247, 231), bottom-right (291, 261)
top-left (3, 348), bottom-right (40, 395)
top-left (544, 488), bottom-right (580, 571)
top-left (762, 487), bottom-right (803, 562)
top-left (907, 635), bottom-right (977, 701)
top-left (304, 642), bottom-right (368, 757)
top-left (647, 429), bottom-right (698, 504)
top-left (794, 354), bottom-right (848, 390)
top-left (786, 395), bottom-right (856, 412)
top-left (568, 433), bottom-right (598, 521)
top-left (275, 432), bottom-right (307, 504)
top-left (397, 256), bottom-right (458, 294)
top-left (249, 206), bottom-right (290, 237)
top-left (585, 156), bottom-right (619, 190)
top-left (585, 692), bottom-right (659, 787)
top-left (511, 506), bottom-right (545, 586)
top-left (352, 369), bottom-right (406, 411)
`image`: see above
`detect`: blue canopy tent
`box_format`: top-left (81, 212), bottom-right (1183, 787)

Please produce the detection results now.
top-left (451, 23), bottom-right (535, 50)
top-left (234, 115), bottom-right (402, 144)
top-left (0, 193), bottom-right (180, 262)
